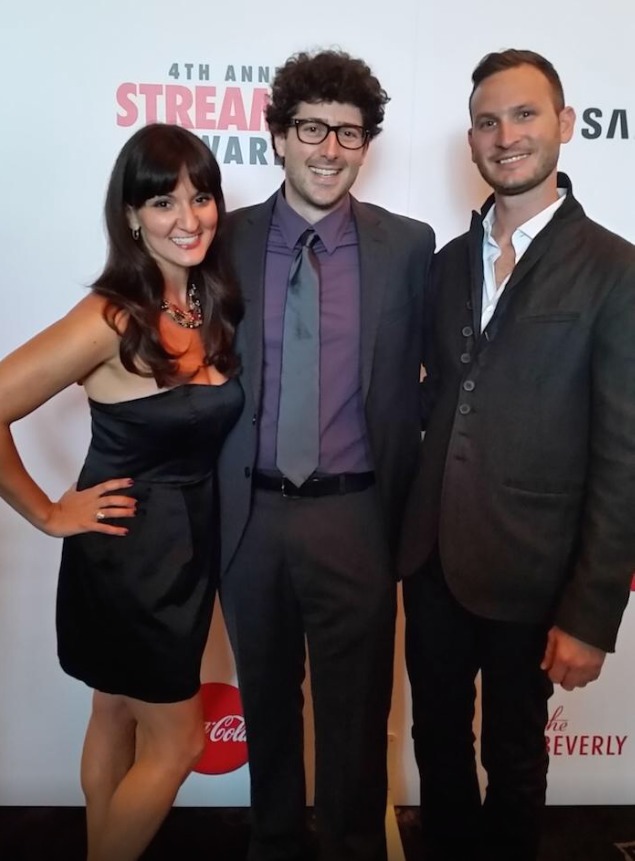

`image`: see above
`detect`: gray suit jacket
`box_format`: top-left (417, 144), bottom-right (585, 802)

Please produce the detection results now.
top-left (218, 191), bottom-right (434, 574)
top-left (399, 175), bottom-right (635, 652)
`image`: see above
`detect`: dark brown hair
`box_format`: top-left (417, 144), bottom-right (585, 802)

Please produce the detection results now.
top-left (265, 50), bottom-right (390, 141)
top-left (93, 123), bottom-right (242, 387)
top-left (469, 49), bottom-right (565, 116)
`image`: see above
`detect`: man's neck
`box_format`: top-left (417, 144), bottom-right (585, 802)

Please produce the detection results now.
top-left (282, 183), bottom-right (350, 226)
top-left (492, 175), bottom-right (560, 243)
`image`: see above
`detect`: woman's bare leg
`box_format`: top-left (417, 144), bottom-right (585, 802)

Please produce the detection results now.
top-left (81, 691), bottom-right (136, 855)
top-left (84, 691), bottom-right (204, 861)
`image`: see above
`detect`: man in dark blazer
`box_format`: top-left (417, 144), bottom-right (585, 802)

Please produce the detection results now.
top-left (218, 50), bottom-right (434, 861)
top-left (400, 49), bottom-right (635, 861)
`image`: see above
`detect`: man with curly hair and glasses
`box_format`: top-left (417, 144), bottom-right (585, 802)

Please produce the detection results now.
top-left (218, 49), bottom-right (434, 861)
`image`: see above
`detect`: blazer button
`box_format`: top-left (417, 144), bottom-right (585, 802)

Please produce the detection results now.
top-left (244, 467), bottom-right (252, 478)
top-left (466, 300), bottom-right (473, 310)
top-left (252, 413), bottom-right (257, 426)
top-left (458, 403), bottom-right (471, 415)
top-left (460, 352), bottom-right (471, 364)
top-left (462, 325), bottom-right (474, 337)
top-left (462, 380), bottom-right (475, 392)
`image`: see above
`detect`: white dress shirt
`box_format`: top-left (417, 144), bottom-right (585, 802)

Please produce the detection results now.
top-left (481, 191), bottom-right (566, 331)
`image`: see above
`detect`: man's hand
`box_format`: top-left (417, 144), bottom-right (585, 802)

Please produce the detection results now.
top-left (541, 626), bottom-right (606, 691)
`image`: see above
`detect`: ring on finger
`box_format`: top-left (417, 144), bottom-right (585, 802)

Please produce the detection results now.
top-left (95, 511), bottom-right (106, 522)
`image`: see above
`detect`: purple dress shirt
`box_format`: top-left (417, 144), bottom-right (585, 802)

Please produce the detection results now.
top-left (256, 188), bottom-right (373, 475)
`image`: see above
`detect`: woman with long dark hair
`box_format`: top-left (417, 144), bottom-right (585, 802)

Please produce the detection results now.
top-left (0, 123), bottom-right (243, 860)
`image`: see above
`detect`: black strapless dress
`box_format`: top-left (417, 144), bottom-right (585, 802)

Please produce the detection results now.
top-left (56, 380), bottom-right (243, 703)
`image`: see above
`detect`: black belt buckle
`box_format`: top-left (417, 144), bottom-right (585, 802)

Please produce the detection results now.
top-left (281, 477), bottom-right (303, 498)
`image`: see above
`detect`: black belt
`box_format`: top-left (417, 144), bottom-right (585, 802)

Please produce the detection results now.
top-left (253, 471), bottom-right (375, 498)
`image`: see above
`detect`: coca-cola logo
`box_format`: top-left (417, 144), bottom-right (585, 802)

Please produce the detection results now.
top-left (631, 573), bottom-right (635, 591)
top-left (194, 682), bottom-right (249, 775)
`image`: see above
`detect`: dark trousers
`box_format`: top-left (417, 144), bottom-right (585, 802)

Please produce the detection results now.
top-left (221, 485), bottom-right (396, 861)
top-left (403, 553), bottom-right (553, 861)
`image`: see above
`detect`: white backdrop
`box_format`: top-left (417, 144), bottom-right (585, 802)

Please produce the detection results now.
top-left (1, 0), bottom-right (634, 806)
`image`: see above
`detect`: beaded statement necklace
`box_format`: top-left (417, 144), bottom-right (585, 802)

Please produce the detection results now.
top-left (160, 283), bottom-right (203, 329)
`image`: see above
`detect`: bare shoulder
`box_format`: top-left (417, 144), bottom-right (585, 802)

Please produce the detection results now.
top-left (3, 292), bottom-right (120, 365)
top-left (64, 292), bottom-right (127, 345)
top-left (0, 293), bottom-right (126, 424)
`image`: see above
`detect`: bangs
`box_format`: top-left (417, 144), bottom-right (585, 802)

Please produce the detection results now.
top-left (122, 125), bottom-right (222, 208)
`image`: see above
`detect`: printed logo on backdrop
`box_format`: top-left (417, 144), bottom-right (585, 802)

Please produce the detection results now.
top-left (580, 107), bottom-right (632, 140)
top-left (545, 705), bottom-right (628, 757)
top-left (116, 62), bottom-right (280, 165)
top-left (194, 682), bottom-right (248, 775)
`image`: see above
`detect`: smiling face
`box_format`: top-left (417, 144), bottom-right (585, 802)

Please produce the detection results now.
top-left (128, 169), bottom-right (218, 285)
top-left (274, 101), bottom-right (368, 223)
top-left (468, 64), bottom-right (575, 203)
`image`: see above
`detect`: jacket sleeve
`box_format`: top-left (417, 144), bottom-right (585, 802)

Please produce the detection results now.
top-left (554, 256), bottom-right (635, 652)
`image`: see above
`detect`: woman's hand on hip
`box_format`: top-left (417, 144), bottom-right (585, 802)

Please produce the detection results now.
top-left (42, 478), bottom-right (136, 537)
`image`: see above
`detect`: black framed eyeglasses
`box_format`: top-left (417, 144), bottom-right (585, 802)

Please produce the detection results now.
top-left (291, 119), bottom-right (369, 150)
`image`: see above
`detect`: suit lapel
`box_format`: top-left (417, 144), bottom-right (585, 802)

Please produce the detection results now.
top-left (502, 213), bottom-right (560, 293)
top-left (484, 192), bottom-right (580, 329)
top-left (471, 184), bottom-right (581, 342)
top-left (467, 210), bottom-right (485, 337)
top-left (353, 200), bottom-right (391, 402)
top-left (505, 175), bottom-right (579, 300)
top-left (232, 195), bottom-right (276, 406)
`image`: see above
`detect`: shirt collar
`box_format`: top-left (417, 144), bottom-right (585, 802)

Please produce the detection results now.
top-left (273, 185), bottom-right (352, 253)
top-left (483, 188), bottom-right (567, 245)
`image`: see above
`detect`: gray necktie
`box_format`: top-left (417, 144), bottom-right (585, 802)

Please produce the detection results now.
top-left (276, 228), bottom-right (320, 486)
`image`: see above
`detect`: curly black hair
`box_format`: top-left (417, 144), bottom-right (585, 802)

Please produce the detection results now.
top-left (265, 50), bottom-right (390, 141)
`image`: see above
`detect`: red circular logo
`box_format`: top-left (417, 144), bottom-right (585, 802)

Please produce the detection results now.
top-left (194, 682), bottom-right (249, 775)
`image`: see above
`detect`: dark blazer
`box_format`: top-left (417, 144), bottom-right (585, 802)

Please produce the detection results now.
top-left (399, 174), bottom-right (635, 652)
top-left (218, 191), bottom-right (435, 574)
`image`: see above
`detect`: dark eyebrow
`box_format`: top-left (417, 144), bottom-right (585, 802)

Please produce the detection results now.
top-left (297, 117), bottom-right (360, 127)
top-left (474, 102), bottom-right (538, 121)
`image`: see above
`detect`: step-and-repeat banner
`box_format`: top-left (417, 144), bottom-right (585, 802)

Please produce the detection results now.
top-left (1, 0), bottom-right (633, 806)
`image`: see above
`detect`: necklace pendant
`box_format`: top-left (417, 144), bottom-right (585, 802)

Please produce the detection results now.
top-left (160, 283), bottom-right (203, 329)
